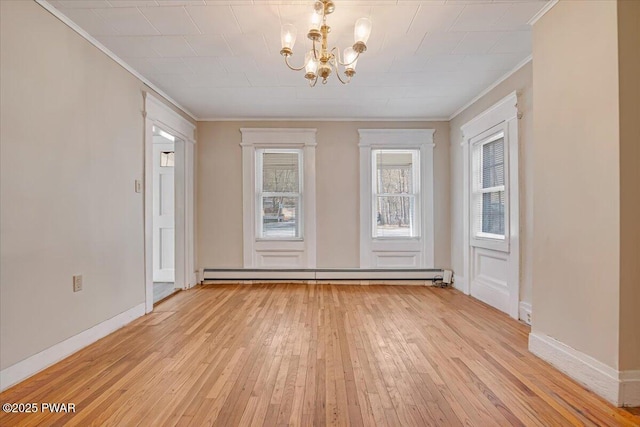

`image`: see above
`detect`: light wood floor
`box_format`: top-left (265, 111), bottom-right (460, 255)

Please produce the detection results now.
top-left (1, 284), bottom-right (638, 426)
top-left (154, 281), bottom-right (178, 304)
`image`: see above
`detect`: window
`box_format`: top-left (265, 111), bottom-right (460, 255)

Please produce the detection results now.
top-left (160, 151), bottom-right (175, 167)
top-left (358, 129), bottom-right (435, 269)
top-left (472, 132), bottom-right (506, 240)
top-left (241, 128), bottom-right (317, 268)
top-left (257, 149), bottom-right (302, 239)
top-left (373, 149), bottom-right (420, 238)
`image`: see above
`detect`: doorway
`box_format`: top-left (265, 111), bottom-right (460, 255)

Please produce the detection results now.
top-left (144, 92), bottom-right (196, 313)
top-left (152, 126), bottom-right (178, 303)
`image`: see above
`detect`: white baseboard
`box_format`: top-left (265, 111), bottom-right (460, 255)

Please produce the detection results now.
top-left (452, 274), bottom-right (467, 294)
top-left (0, 303), bottom-right (145, 392)
top-left (519, 301), bottom-right (532, 325)
top-left (189, 272), bottom-right (198, 288)
top-left (529, 332), bottom-right (639, 406)
top-left (620, 370), bottom-right (640, 407)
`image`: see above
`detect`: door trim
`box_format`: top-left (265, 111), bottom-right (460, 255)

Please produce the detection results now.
top-left (460, 91), bottom-right (520, 319)
top-left (144, 92), bottom-right (196, 313)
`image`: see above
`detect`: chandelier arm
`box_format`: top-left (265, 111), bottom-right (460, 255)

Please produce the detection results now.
top-left (284, 54), bottom-right (309, 71)
top-left (328, 58), bottom-right (349, 85)
top-left (309, 74), bottom-right (319, 87)
top-left (334, 66), bottom-right (351, 85)
top-left (312, 39), bottom-right (319, 60)
top-left (331, 46), bottom-right (340, 65)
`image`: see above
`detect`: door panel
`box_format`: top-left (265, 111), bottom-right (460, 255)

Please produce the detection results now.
top-left (160, 174), bottom-right (174, 216)
top-left (471, 247), bottom-right (509, 313)
top-left (160, 228), bottom-right (175, 270)
top-left (153, 140), bottom-right (175, 283)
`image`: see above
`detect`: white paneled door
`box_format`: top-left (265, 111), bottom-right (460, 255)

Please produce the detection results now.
top-left (153, 139), bottom-right (175, 283)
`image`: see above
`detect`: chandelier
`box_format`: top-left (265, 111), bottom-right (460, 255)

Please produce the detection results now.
top-left (280, 0), bottom-right (372, 86)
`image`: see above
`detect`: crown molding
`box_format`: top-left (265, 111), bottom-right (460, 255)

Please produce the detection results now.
top-left (528, 0), bottom-right (559, 26)
top-left (448, 55), bottom-right (532, 122)
top-left (35, 0), bottom-right (198, 122)
top-left (199, 117), bottom-right (450, 122)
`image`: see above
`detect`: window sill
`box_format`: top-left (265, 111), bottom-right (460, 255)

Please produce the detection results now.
top-left (471, 236), bottom-right (509, 253)
top-left (256, 238), bottom-right (304, 242)
top-left (372, 236), bottom-right (421, 241)
top-left (475, 232), bottom-right (505, 240)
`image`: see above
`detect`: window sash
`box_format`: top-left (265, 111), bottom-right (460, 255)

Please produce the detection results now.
top-left (260, 192), bottom-right (300, 198)
top-left (476, 185), bottom-right (505, 194)
top-left (258, 194), bottom-right (301, 240)
top-left (374, 195), bottom-right (417, 238)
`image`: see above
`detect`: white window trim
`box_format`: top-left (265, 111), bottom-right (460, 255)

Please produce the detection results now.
top-left (359, 129), bottom-right (435, 269)
top-left (241, 128), bottom-right (317, 268)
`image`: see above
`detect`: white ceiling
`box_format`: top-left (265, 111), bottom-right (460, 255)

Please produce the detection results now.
top-left (47, 0), bottom-right (548, 120)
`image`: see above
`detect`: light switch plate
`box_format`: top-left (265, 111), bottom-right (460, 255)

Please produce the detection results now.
top-left (135, 179), bottom-right (142, 193)
top-left (73, 275), bottom-right (82, 292)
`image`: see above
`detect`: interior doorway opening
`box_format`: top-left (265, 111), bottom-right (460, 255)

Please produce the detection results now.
top-left (152, 125), bottom-right (180, 304)
top-left (144, 92), bottom-right (196, 313)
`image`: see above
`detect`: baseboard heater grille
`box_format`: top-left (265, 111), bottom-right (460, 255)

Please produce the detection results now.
top-left (203, 268), bottom-right (445, 282)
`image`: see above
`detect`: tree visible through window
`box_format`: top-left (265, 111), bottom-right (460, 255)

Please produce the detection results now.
top-left (373, 150), bottom-right (419, 238)
top-left (258, 150), bottom-right (302, 239)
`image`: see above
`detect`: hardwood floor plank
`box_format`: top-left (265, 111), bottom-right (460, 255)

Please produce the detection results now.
top-left (1, 284), bottom-right (638, 426)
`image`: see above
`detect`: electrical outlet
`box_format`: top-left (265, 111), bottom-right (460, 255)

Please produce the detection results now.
top-left (73, 275), bottom-right (83, 292)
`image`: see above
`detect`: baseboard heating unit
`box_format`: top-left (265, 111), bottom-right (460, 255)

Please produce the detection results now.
top-left (202, 268), bottom-right (447, 283)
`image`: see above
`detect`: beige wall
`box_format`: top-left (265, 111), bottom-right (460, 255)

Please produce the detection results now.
top-left (197, 121), bottom-right (450, 269)
top-left (449, 62), bottom-right (534, 305)
top-left (0, 1), bottom-right (193, 370)
top-left (532, 0), bottom-right (621, 369)
top-left (617, 0), bottom-right (640, 372)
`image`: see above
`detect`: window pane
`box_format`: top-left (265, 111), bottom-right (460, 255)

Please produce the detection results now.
top-left (160, 151), bottom-right (174, 167)
top-left (482, 138), bottom-right (504, 188)
top-left (482, 190), bottom-right (505, 235)
top-left (375, 151), bottom-right (414, 194)
top-left (262, 196), bottom-right (299, 238)
top-left (375, 196), bottom-right (415, 237)
top-left (262, 152), bottom-right (299, 192)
